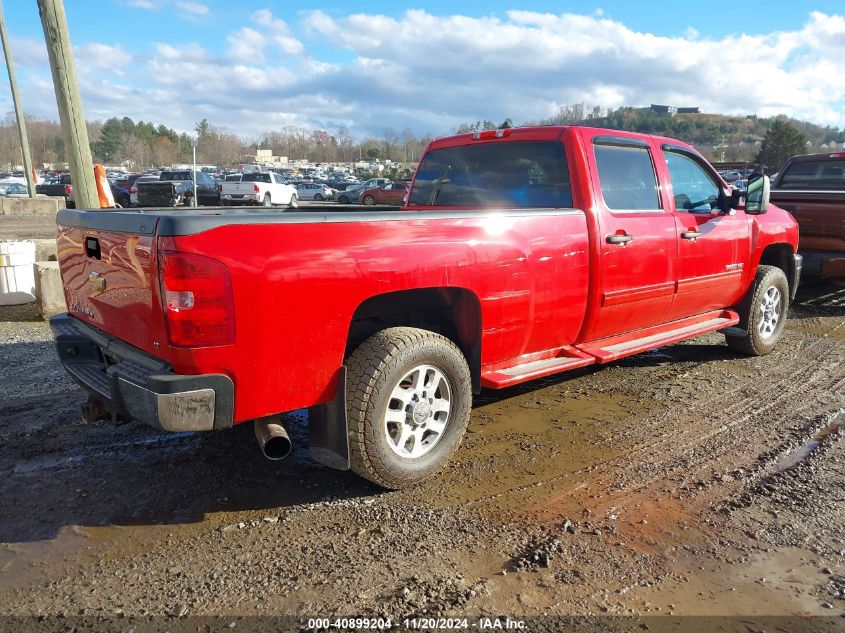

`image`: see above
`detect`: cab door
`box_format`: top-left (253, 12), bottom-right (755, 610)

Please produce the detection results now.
top-left (657, 145), bottom-right (750, 320)
top-left (581, 131), bottom-right (679, 341)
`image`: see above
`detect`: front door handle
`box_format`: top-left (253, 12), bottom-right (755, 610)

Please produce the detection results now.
top-left (606, 233), bottom-right (633, 245)
top-left (681, 230), bottom-right (703, 240)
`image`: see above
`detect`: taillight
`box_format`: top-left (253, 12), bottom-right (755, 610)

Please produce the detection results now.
top-left (253, 184), bottom-right (260, 193)
top-left (64, 184), bottom-right (72, 195)
top-left (472, 129), bottom-right (512, 140)
top-left (159, 251), bottom-right (235, 347)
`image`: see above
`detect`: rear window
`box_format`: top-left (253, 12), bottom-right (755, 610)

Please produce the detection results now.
top-left (225, 174), bottom-right (242, 182)
top-left (594, 144), bottom-right (661, 211)
top-left (160, 171), bottom-right (192, 181)
top-left (778, 159), bottom-right (845, 190)
top-left (242, 173), bottom-right (271, 183)
top-left (408, 141), bottom-right (571, 208)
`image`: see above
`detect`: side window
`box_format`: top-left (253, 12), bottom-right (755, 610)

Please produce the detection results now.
top-left (593, 144), bottom-right (661, 211)
top-left (665, 152), bottom-right (721, 212)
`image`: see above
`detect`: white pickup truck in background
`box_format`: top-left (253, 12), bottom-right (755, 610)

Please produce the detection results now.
top-left (221, 171), bottom-right (298, 207)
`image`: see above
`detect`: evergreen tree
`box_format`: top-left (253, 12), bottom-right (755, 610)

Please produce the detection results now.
top-left (755, 119), bottom-right (808, 172)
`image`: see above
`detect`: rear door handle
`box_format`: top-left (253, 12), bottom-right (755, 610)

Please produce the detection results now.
top-left (681, 230), bottom-right (703, 240)
top-left (606, 233), bottom-right (633, 245)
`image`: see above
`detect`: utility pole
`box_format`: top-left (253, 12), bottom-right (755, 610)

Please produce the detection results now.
top-left (0, 1), bottom-right (36, 197)
top-left (37, 0), bottom-right (98, 209)
top-left (191, 136), bottom-right (198, 207)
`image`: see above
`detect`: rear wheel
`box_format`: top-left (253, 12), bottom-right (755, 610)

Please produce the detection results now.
top-left (263, 193), bottom-right (272, 207)
top-left (314, 193), bottom-right (324, 201)
top-left (725, 265), bottom-right (789, 356)
top-left (363, 195), bottom-right (375, 205)
top-left (288, 194), bottom-right (298, 208)
top-left (345, 327), bottom-right (472, 489)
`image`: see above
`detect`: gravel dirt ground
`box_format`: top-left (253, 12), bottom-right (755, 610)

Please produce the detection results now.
top-left (0, 245), bottom-right (843, 631)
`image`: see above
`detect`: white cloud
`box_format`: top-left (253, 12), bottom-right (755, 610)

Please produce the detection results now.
top-left (5, 8), bottom-right (845, 139)
top-left (124, 0), bottom-right (157, 8)
top-left (177, 2), bottom-right (209, 17)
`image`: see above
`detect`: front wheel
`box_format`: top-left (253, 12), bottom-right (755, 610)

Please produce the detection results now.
top-left (313, 193), bottom-right (324, 201)
top-left (725, 265), bottom-right (789, 356)
top-left (288, 194), bottom-right (298, 208)
top-left (345, 327), bottom-right (472, 489)
top-left (262, 193), bottom-right (272, 207)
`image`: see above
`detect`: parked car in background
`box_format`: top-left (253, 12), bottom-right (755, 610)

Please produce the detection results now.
top-left (36, 173), bottom-right (74, 207)
top-left (111, 183), bottom-right (131, 208)
top-left (770, 152), bottom-right (845, 278)
top-left (336, 187), bottom-right (363, 204)
top-left (129, 176), bottom-right (158, 206)
top-left (360, 181), bottom-right (409, 205)
top-left (221, 171), bottom-right (298, 207)
top-left (295, 182), bottom-right (334, 201)
top-left (136, 170), bottom-right (219, 207)
top-left (2, 183), bottom-right (33, 197)
top-left (733, 179), bottom-right (748, 190)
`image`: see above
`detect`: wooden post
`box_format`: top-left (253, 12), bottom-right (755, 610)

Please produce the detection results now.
top-left (37, 0), bottom-right (98, 209)
top-left (0, 1), bottom-right (36, 197)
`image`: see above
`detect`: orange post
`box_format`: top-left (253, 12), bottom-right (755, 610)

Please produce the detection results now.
top-left (93, 164), bottom-right (114, 208)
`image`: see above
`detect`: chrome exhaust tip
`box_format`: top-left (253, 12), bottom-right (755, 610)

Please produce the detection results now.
top-left (254, 417), bottom-right (292, 460)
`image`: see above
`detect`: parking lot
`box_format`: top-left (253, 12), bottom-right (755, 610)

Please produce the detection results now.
top-left (0, 244), bottom-right (842, 626)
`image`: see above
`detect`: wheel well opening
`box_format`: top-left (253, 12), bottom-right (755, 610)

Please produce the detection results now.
top-left (346, 288), bottom-right (482, 392)
top-left (759, 244), bottom-right (795, 293)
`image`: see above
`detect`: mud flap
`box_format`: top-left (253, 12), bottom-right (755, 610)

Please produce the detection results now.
top-left (308, 366), bottom-right (350, 470)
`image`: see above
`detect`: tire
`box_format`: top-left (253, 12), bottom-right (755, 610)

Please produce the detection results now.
top-left (288, 194), bottom-right (298, 208)
top-left (363, 195), bottom-right (375, 205)
top-left (346, 327), bottom-right (472, 489)
top-left (338, 195), bottom-right (349, 204)
top-left (314, 193), bottom-right (324, 201)
top-left (263, 193), bottom-right (272, 207)
top-left (725, 265), bottom-right (789, 356)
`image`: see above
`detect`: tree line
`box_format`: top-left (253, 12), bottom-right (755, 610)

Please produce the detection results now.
top-left (1, 106), bottom-right (842, 173)
top-left (0, 114), bottom-right (437, 171)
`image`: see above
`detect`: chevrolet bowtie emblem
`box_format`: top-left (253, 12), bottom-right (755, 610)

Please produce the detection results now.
top-left (89, 271), bottom-right (106, 292)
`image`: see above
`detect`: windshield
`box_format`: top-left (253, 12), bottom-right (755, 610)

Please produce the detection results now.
top-left (408, 141), bottom-right (572, 208)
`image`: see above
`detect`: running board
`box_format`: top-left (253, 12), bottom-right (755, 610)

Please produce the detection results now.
top-left (577, 310), bottom-right (740, 363)
top-left (481, 347), bottom-right (596, 388)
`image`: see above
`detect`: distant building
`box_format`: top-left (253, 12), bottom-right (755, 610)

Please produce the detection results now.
top-left (247, 149), bottom-right (289, 167)
top-left (650, 104), bottom-right (700, 116)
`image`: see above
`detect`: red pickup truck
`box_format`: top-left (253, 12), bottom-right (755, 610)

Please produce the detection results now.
top-left (51, 126), bottom-right (801, 489)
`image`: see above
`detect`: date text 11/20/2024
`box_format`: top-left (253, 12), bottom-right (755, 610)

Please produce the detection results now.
top-left (305, 617), bottom-right (527, 629)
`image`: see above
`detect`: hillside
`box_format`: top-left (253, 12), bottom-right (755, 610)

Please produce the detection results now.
top-left (530, 105), bottom-right (845, 161)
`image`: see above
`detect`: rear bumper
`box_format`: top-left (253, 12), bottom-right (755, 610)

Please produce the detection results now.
top-left (50, 314), bottom-right (234, 432)
top-left (222, 193), bottom-right (261, 203)
top-left (798, 249), bottom-right (845, 279)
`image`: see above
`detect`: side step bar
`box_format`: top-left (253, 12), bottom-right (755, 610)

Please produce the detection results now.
top-left (480, 309), bottom-right (740, 388)
top-left (481, 347), bottom-right (595, 388)
top-left (576, 309), bottom-right (740, 363)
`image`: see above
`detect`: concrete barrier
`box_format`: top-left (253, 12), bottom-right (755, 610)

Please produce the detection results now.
top-left (31, 239), bottom-right (58, 262)
top-left (33, 260), bottom-right (66, 318)
top-left (0, 197), bottom-right (62, 216)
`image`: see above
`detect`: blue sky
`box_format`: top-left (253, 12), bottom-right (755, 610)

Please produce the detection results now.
top-left (1, 1), bottom-right (844, 138)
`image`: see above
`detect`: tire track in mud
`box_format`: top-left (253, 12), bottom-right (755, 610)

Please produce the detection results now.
top-left (462, 316), bottom-right (845, 512)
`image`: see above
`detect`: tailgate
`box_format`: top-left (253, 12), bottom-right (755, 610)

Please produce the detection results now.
top-left (225, 182), bottom-right (255, 195)
top-left (56, 219), bottom-right (171, 362)
top-left (138, 182), bottom-right (177, 207)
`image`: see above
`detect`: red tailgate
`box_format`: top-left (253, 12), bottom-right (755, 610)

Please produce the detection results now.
top-left (56, 223), bottom-right (171, 362)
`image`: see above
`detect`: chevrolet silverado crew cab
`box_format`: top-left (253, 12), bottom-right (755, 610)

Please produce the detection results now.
top-left (770, 152), bottom-right (844, 278)
top-left (51, 126), bottom-right (800, 489)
